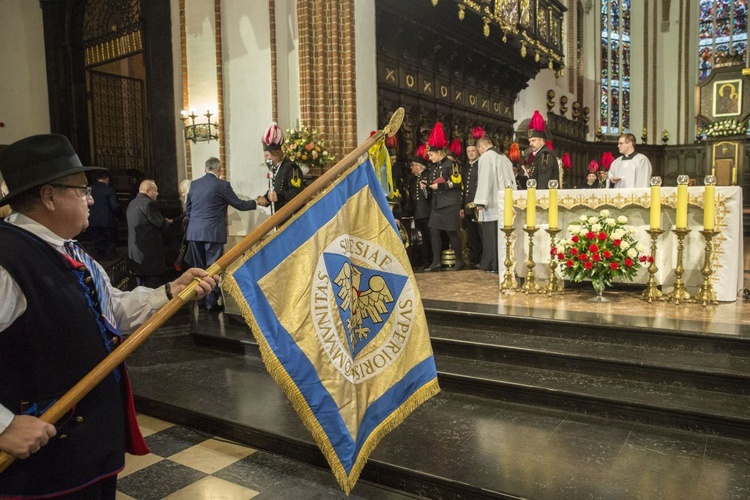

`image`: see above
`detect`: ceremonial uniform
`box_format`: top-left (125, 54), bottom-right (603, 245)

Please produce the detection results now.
top-left (0, 217), bottom-right (149, 497)
top-left (406, 168), bottom-right (432, 268)
top-left (427, 157), bottom-right (462, 232)
top-left (609, 152), bottom-right (652, 189)
top-left (0, 133), bottom-right (216, 499)
top-left (461, 159), bottom-right (482, 265)
top-left (527, 145), bottom-right (559, 189)
top-left (265, 158), bottom-right (303, 210)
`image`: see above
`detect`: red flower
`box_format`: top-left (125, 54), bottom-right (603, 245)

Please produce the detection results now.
top-left (589, 243), bottom-right (599, 253)
top-left (613, 239), bottom-right (622, 246)
top-left (557, 252), bottom-right (565, 260)
top-left (570, 248), bottom-right (578, 255)
top-left (579, 253), bottom-right (589, 261)
top-left (566, 260), bottom-right (574, 267)
top-left (592, 253), bottom-right (601, 262)
top-left (624, 258), bottom-right (634, 267)
top-left (647, 256), bottom-right (654, 263)
top-left (597, 232), bottom-right (607, 241)
top-left (610, 262), bottom-right (619, 270)
top-left (639, 255), bottom-right (648, 262)
top-left (571, 235), bottom-right (580, 243)
top-left (550, 247), bottom-right (558, 255)
top-left (603, 250), bottom-right (612, 259)
top-left (584, 261), bottom-right (594, 270)
top-left (586, 231), bottom-right (596, 240)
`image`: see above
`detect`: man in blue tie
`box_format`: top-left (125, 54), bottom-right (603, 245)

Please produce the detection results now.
top-left (0, 134), bottom-right (217, 499)
top-left (185, 157), bottom-right (261, 311)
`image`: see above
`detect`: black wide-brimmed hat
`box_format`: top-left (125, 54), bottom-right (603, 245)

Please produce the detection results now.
top-left (0, 134), bottom-right (105, 207)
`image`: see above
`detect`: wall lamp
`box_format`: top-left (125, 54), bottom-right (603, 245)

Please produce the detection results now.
top-left (181, 109), bottom-right (219, 143)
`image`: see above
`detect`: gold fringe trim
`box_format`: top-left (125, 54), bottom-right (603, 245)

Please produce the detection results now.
top-left (222, 156), bottom-right (441, 493)
top-left (224, 276), bottom-right (439, 494)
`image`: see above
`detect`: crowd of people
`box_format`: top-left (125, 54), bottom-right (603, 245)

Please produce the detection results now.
top-left (0, 122), bottom-right (306, 497)
top-left (397, 115), bottom-right (653, 272)
top-left (0, 112), bottom-right (658, 496)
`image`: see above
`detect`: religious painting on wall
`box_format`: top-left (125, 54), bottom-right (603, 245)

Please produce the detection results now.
top-left (713, 79), bottom-right (742, 118)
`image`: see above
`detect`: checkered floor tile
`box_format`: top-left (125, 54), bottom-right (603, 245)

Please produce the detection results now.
top-left (117, 415), bottom-right (414, 500)
top-left (116, 415), bottom-right (405, 500)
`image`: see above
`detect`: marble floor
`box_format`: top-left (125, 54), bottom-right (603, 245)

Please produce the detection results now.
top-left (116, 415), bottom-right (411, 500)
top-left (116, 239), bottom-right (750, 498)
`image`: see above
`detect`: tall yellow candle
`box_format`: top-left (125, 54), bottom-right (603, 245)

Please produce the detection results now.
top-left (675, 176), bottom-right (689, 229)
top-left (704, 175), bottom-right (716, 230)
top-left (526, 187), bottom-right (536, 228)
top-left (503, 186), bottom-right (514, 227)
top-left (548, 187), bottom-right (558, 229)
top-left (650, 185), bottom-right (661, 229)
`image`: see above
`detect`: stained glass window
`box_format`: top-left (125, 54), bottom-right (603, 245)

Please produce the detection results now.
top-left (600, 0), bottom-right (630, 134)
top-left (698, 0), bottom-right (748, 80)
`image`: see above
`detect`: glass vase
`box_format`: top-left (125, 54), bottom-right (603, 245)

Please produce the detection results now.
top-left (589, 281), bottom-right (610, 302)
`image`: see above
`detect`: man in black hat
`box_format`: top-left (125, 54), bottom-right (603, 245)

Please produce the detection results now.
top-left (526, 111), bottom-right (559, 189)
top-left (0, 134), bottom-right (217, 498)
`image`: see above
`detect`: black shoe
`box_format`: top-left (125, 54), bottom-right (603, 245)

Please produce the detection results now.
top-left (424, 264), bottom-right (442, 272)
top-left (474, 264), bottom-right (485, 270)
top-left (448, 262), bottom-right (464, 271)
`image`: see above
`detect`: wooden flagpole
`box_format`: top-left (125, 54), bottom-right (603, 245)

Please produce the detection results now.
top-left (0, 109), bottom-right (404, 474)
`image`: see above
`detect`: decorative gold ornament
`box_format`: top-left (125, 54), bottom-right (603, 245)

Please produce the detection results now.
top-left (483, 18), bottom-right (490, 37)
top-left (458, 4), bottom-right (465, 20)
top-left (535, 51), bottom-right (540, 63)
top-left (521, 42), bottom-right (527, 58)
top-left (432, 0), bottom-right (438, 6)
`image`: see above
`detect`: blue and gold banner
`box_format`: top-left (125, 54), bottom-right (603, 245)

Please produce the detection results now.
top-left (223, 156), bottom-right (439, 494)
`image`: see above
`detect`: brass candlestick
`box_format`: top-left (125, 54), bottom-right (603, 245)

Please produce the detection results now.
top-left (521, 227), bottom-right (540, 294)
top-left (694, 229), bottom-right (719, 306)
top-left (641, 228), bottom-right (664, 303)
top-left (666, 228), bottom-right (691, 304)
top-left (500, 226), bottom-right (517, 291)
top-left (545, 227), bottom-right (563, 295)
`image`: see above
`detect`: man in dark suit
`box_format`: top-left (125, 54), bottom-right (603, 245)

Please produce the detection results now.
top-left (126, 180), bottom-right (172, 288)
top-left (185, 157), bottom-right (260, 311)
top-left (88, 171), bottom-right (121, 258)
top-left (461, 139), bottom-right (482, 267)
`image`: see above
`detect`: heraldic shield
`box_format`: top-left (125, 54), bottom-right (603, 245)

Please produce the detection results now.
top-left (223, 156), bottom-right (439, 494)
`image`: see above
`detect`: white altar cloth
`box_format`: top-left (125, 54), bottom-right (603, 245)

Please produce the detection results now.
top-left (498, 187), bottom-right (744, 302)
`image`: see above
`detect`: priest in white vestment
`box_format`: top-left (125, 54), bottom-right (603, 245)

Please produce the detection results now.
top-left (609, 133), bottom-right (652, 189)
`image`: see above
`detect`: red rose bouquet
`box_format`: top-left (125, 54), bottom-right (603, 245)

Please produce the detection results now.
top-left (554, 210), bottom-right (649, 296)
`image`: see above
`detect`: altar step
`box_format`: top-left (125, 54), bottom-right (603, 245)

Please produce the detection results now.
top-left (428, 309), bottom-right (750, 439)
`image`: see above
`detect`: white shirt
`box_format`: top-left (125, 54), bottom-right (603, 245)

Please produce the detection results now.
top-left (474, 149), bottom-right (516, 222)
top-left (0, 212), bottom-right (169, 433)
top-left (609, 152), bottom-right (652, 189)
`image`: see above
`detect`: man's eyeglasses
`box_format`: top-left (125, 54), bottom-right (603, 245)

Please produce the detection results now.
top-left (50, 184), bottom-right (92, 198)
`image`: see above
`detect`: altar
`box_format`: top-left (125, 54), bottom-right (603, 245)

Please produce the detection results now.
top-left (499, 186), bottom-right (744, 302)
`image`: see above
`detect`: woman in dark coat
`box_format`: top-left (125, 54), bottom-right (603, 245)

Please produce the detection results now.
top-left (424, 122), bottom-right (464, 272)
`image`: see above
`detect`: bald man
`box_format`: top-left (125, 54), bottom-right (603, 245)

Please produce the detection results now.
top-left (126, 180), bottom-right (173, 287)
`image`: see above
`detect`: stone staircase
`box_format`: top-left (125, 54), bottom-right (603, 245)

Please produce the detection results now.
top-left (427, 309), bottom-right (750, 440)
top-left (134, 303), bottom-right (750, 498)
